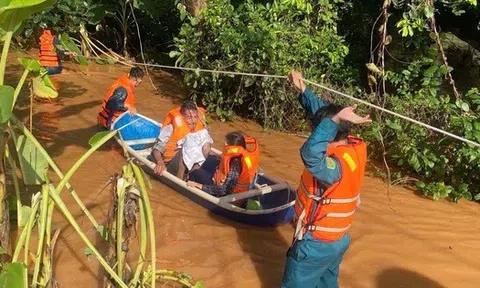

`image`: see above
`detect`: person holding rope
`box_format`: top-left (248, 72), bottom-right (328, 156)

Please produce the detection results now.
top-left (281, 70), bottom-right (371, 288)
top-left (97, 67), bottom-right (144, 129)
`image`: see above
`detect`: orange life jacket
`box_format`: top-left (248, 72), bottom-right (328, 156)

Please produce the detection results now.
top-left (97, 74), bottom-right (136, 129)
top-left (293, 136), bottom-right (367, 242)
top-left (213, 136), bottom-right (260, 193)
top-left (39, 30), bottom-right (59, 67)
top-left (162, 107), bottom-right (206, 162)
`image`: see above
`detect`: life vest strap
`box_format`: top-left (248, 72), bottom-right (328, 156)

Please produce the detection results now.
top-left (299, 181), bottom-right (360, 204)
top-left (305, 224), bottom-right (351, 233)
top-left (236, 182), bottom-right (252, 188)
top-left (325, 210), bottom-right (356, 218)
top-left (293, 209), bottom-right (307, 241)
top-left (293, 202), bottom-right (359, 241)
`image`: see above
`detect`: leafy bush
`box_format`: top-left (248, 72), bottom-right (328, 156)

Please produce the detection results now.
top-left (171, 0), bottom-right (480, 202)
top-left (359, 55), bottom-right (480, 201)
top-left (21, 0), bottom-right (106, 40)
top-left (171, 0), bottom-right (353, 129)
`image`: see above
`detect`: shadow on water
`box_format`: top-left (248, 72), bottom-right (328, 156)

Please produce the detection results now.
top-left (376, 267), bottom-right (447, 288)
top-left (150, 70), bottom-right (190, 106)
top-left (207, 211), bottom-right (290, 288)
top-left (55, 79), bottom-right (90, 100)
top-left (15, 99), bottom-right (109, 157)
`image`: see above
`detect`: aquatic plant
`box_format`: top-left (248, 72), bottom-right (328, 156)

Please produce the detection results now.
top-left (0, 1), bottom-right (202, 287)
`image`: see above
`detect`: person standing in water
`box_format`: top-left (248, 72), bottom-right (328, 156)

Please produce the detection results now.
top-left (281, 70), bottom-right (371, 288)
top-left (38, 29), bottom-right (78, 75)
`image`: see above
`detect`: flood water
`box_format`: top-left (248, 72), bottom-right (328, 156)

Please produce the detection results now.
top-left (7, 54), bottom-right (480, 287)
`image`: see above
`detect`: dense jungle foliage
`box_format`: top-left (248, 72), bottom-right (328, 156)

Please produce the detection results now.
top-left (12, 0), bottom-right (480, 201)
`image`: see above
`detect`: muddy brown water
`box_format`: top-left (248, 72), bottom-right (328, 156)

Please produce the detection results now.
top-left (5, 53), bottom-right (480, 287)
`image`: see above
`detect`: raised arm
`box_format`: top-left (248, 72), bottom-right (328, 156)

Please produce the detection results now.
top-left (300, 118), bottom-right (342, 188)
top-left (288, 69), bottom-right (329, 119)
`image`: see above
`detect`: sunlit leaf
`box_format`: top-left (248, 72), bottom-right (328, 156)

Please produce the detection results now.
top-left (0, 0), bottom-right (55, 31)
top-left (18, 205), bottom-right (32, 228)
top-left (387, 121), bottom-right (402, 131)
top-left (88, 131), bottom-right (113, 147)
top-left (84, 248), bottom-right (93, 257)
top-left (138, 166), bottom-right (152, 190)
top-left (96, 225), bottom-right (109, 241)
top-left (32, 76), bottom-right (58, 99)
top-left (424, 6), bottom-right (434, 18)
top-left (169, 50), bottom-right (181, 58)
top-left (95, 58), bottom-right (107, 65)
top-left (415, 181), bottom-right (425, 188)
top-left (16, 135), bottom-right (48, 185)
top-left (73, 55), bottom-right (88, 65)
top-left (366, 63), bottom-right (383, 76)
top-left (0, 85), bottom-right (14, 123)
top-left (0, 262), bottom-right (25, 288)
top-left (106, 58), bottom-right (117, 65)
top-left (18, 57), bottom-right (41, 72)
top-left (58, 33), bottom-right (88, 65)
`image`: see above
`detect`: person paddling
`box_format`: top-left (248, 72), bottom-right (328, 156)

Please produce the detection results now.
top-left (281, 70), bottom-right (371, 288)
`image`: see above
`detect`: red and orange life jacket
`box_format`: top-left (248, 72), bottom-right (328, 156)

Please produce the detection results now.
top-left (293, 136), bottom-right (367, 242)
top-left (161, 107), bottom-right (206, 162)
top-left (97, 74), bottom-right (136, 129)
top-left (213, 136), bottom-right (260, 193)
top-left (39, 30), bottom-right (59, 67)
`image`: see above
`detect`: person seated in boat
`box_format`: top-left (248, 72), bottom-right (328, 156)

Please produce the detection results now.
top-left (186, 131), bottom-right (259, 198)
top-left (151, 101), bottom-right (211, 178)
top-left (97, 66), bottom-right (145, 130)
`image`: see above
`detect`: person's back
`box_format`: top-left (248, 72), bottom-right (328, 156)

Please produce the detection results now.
top-left (97, 67), bottom-right (144, 129)
top-left (187, 132), bottom-right (260, 199)
top-left (214, 135), bottom-right (259, 194)
top-left (282, 70), bottom-right (371, 288)
top-left (39, 30), bottom-right (60, 70)
top-left (294, 136), bottom-right (366, 242)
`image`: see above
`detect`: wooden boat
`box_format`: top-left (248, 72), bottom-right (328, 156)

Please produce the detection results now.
top-left (113, 112), bottom-right (296, 226)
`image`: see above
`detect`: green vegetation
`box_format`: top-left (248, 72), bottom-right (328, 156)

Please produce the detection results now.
top-left (171, 0), bottom-right (480, 202)
top-left (0, 1), bottom-right (201, 286)
top-left (2, 0), bottom-right (480, 284)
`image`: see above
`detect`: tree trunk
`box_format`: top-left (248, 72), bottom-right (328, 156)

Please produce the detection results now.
top-left (185, 0), bottom-right (207, 17)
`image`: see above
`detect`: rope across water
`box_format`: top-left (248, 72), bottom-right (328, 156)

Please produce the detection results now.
top-left (99, 58), bottom-right (480, 148)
